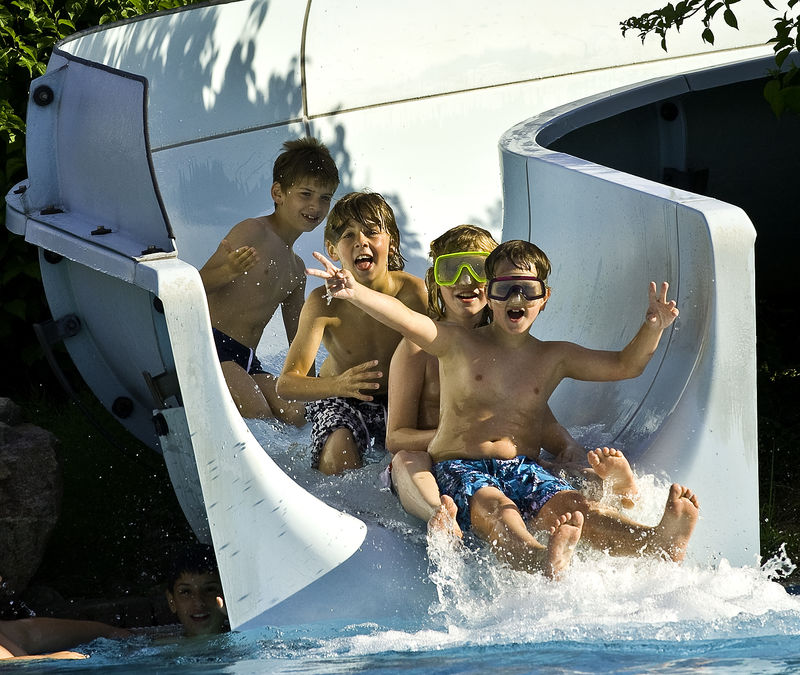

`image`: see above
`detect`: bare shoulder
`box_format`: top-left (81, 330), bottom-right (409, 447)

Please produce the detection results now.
top-left (393, 336), bottom-right (425, 361)
top-left (392, 271), bottom-right (427, 309)
top-left (532, 338), bottom-right (587, 363)
top-left (301, 285), bottom-right (341, 322)
top-left (224, 215), bottom-right (262, 238)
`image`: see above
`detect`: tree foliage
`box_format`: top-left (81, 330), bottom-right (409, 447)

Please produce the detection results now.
top-left (1, 0), bottom-right (198, 396)
top-left (621, 0), bottom-right (800, 116)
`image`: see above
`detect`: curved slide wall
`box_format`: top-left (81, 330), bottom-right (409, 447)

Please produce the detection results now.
top-left (499, 56), bottom-right (774, 568)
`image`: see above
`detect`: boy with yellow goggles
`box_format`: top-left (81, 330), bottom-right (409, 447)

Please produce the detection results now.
top-left (433, 251), bottom-right (489, 286)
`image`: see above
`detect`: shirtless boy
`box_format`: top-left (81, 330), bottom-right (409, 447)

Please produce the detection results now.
top-left (386, 226), bottom-right (638, 536)
top-left (200, 137), bottom-right (339, 425)
top-left (165, 544), bottom-right (228, 637)
top-left (276, 191), bottom-right (427, 475)
top-left (309, 239), bottom-right (699, 578)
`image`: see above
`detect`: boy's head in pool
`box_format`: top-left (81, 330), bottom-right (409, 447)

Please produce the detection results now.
top-left (165, 544), bottom-right (228, 637)
top-left (426, 224), bottom-right (498, 322)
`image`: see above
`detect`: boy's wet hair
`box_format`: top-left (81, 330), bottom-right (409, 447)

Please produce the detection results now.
top-left (325, 191), bottom-right (405, 271)
top-left (273, 137), bottom-right (340, 191)
top-left (166, 543), bottom-right (220, 591)
top-left (485, 239), bottom-right (551, 283)
top-left (426, 224), bottom-right (498, 321)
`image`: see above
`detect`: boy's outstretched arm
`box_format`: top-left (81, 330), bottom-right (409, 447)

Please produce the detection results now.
top-left (276, 293), bottom-right (383, 401)
top-left (307, 252), bottom-right (443, 355)
top-left (561, 281), bottom-right (679, 382)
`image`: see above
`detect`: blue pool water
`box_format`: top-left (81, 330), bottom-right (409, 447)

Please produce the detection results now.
top-left (30, 561), bottom-right (800, 674)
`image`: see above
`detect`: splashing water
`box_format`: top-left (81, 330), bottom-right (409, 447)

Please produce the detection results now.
top-left (57, 347), bottom-right (793, 672)
top-left (237, 411), bottom-right (800, 672)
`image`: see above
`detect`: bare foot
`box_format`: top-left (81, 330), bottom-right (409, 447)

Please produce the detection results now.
top-left (652, 483), bottom-right (700, 562)
top-left (587, 447), bottom-right (638, 508)
top-left (427, 495), bottom-right (463, 539)
top-left (544, 511), bottom-right (584, 579)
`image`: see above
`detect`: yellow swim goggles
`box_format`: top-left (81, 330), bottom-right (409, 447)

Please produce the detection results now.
top-left (433, 251), bottom-right (489, 286)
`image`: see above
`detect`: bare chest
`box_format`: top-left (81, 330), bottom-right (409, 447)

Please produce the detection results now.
top-left (324, 304), bottom-right (405, 370)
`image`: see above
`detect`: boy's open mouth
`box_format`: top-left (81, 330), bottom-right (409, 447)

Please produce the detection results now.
top-left (507, 308), bottom-right (525, 321)
top-left (355, 254), bottom-right (374, 271)
top-left (456, 290), bottom-right (480, 302)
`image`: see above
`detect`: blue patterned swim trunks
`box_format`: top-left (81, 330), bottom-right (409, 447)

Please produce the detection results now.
top-left (433, 456), bottom-right (573, 532)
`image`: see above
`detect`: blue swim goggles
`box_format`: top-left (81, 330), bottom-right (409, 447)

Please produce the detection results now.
top-left (433, 251), bottom-right (489, 286)
top-left (487, 276), bottom-right (547, 301)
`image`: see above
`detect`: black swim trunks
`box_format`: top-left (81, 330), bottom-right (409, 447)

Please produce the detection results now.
top-left (212, 327), bottom-right (267, 375)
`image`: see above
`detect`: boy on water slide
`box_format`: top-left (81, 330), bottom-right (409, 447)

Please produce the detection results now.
top-left (277, 191), bottom-right (427, 475)
top-left (200, 137), bottom-right (340, 425)
top-left (385, 226), bottom-right (638, 535)
top-left (309, 239), bottom-right (699, 578)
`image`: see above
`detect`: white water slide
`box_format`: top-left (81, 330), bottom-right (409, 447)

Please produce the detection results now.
top-left (5, 0), bottom-right (776, 629)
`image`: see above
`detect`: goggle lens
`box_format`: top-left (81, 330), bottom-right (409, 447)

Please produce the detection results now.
top-left (433, 252), bottom-right (489, 286)
top-left (487, 276), bottom-right (546, 301)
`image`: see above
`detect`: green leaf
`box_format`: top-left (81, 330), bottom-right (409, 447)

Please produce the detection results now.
top-left (763, 0), bottom-right (777, 8)
top-left (782, 84), bottom-right (800, 113)
top-left (776, 46), bottom-right (792, 68)
top-left (702, 27), bottom-right (715, 44)
top-left (723, 8), bottom-right (739, 29)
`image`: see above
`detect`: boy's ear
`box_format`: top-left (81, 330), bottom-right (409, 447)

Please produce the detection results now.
top-left (541, 287), bottom-right (552, 312)
top-left (325, 240), bottom-right (340, 261)
top-left (165, 589), bottom-right (176, 613)
top-left (270, 181), bottom-right (284, 205)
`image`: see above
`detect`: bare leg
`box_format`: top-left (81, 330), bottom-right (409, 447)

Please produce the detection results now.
top-left (317, 428), bottom-right (362, 475)
top-left (221, 364), bottom-right (306, 426)
top-left (587, 447), bottom-right (638, 508)
top-left (647, 483), bottom-right (700, 562)
top-left (533, 485), bottom-right (699, 562)
top-left (427, 495), bottom-right (463, 539)
top-left (391, 450), bottom-right (443, 523)
top-left (253, 373), bottom-right (307, 427)
top-left (545, 511), bottom-right (584, 579)
top-left (221, 361), bottom-right (275, 419)
top-left (470, 487), bottom-right (580, 577)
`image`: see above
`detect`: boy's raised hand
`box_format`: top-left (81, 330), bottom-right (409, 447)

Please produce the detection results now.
top-left (646, 281), bottom-right (679, 329)
top-left (306, 251), bottom-right (356, 301)
top-left (335, 360), bottom-right (383, 400)
top-left (222, 238), bottom-right (259, 275)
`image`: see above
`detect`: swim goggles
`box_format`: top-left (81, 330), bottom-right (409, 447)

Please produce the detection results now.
top-left (487, 276), bottom-right (547, 301)
top-left (433, 251), bottom-right (489, 286)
